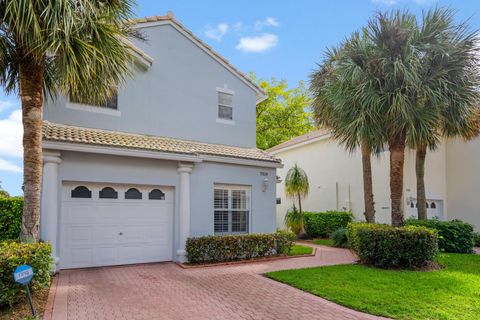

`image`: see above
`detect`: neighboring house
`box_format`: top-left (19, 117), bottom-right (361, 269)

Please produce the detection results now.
top-left (40, 12), bottom-right (281, 270)
top-left (269, 130), bottom-right (480, 231)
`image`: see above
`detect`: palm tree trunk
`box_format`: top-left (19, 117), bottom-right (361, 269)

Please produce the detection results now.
top-left (19, 61), bottom-right (44, 242)
top-left (416, 146), bottom-right (428, 220)
top-left (389, 136), bottom-right (406, 227)
top-left (361, 142), bottom-right (375, 223)
top-left (297, 191), bottom-right (306, 238)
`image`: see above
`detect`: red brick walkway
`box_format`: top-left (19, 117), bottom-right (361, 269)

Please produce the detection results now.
top-left (45, 244), bottom-right (388, 320)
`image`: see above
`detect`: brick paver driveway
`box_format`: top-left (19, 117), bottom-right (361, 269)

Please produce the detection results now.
top-left (45, 244), bottom-right (387, 320)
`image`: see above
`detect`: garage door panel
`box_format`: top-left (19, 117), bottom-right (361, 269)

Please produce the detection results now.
top-left (67, 226), bottom-right (93, 245)
top-left (68, 248), bottom-right (94, 267)
top-left (93, 226), bottom-right (120, 244)
top-left (65, 204), bottom-right (95, 225)
top-left (61, 183), bottom-right (174, 269)
top-left (95, 247), bottom-right (119, 266)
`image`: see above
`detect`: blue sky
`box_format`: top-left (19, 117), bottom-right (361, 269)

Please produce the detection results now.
top-left (1, 0), bottom-right (479, 195)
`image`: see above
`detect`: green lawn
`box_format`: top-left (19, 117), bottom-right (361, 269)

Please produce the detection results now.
top-left (313, 238), bottom-right (334, 246)
top-left (267, 253), bottom-right (480, 320)
top-left (288, 244), bottom-right (313, 256)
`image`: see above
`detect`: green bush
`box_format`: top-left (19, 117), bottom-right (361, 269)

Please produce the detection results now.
top-left (406, 219), bottom-right (474, 253)
top-left (186, 231), bottom-right (296, 264)
top-left (0, 197), bottom-right (23, 241)
top-left (0, 241), bottom-right (52, 308)
top-left (304, 211), bottom-right (353, 238)
top-left (474, 232), bottom-right (480, 247)
top-left (330, 228), bottom-right (348, 248)
top-left (347, 223), bottom-right (438, 269)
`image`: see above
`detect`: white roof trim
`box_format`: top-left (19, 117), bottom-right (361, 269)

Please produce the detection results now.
top-left (43, 141), bottom-right (202, 162)
top-left (43, 141), bottom-right (281, 168)
top-left (132, 20), bottom-right (265, 103)
top-left (269, 133), bottom-right (333, 155)
top-left (200, 155), bottom-right (283, 168)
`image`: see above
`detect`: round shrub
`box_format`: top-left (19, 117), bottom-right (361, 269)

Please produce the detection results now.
top-left (0, 241), bottom-right (53, 308)
top-left (330, 228), bottom-right (348, 248)
top-left (303, 211), bottom-right (353, 238)
top-left (347, 223), bottom-right (438, 269)
top-left (406, 218), bottom-right (474, 253)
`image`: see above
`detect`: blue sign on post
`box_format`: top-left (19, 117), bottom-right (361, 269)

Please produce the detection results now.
top-left (13, 264), bottom-right (36, 316)
top-left (14, 265), bottom-right (34, 285)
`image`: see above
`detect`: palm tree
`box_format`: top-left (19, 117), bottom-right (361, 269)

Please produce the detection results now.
top-left (0, 0), bottom-right (141, 241)
top-left (410, 9), bottom-right (480, 219)
top-left (284, 164), bottom-right (309, 236)
top-left (311, 36), bottom-right (384, 223)
top-left (311, 8), bottom-right (479, 227)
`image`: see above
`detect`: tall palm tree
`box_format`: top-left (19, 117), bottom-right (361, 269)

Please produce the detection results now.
top-left (311, 8), bottom-right (479, 227)
top-left (284, 164), bottom-right (309, 236)
top-left (0, 0), bottom-right (141, 241)
top-left (311, 36), bottom-right (384, 223)
top-left (410, 9), bottom-right (480, 219)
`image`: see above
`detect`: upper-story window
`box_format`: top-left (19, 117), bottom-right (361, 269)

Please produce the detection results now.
top-left (69, 88), bottom-right (118, 110)
top-left (217, 89), bottom-right (234, 121)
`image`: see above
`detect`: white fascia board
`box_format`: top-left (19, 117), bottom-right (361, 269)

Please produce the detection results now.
top-left (42, 141), bottom-right (202, 163)
top-left (200, 154), bottom-right (283, 168)
top-left (133, 20), bottom-right (265, 102)
top-left (269, 134), bottom-right (332, 155)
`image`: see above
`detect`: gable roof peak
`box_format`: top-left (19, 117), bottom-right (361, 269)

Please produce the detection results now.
top-left (130, 12), bottom-right (266, 102)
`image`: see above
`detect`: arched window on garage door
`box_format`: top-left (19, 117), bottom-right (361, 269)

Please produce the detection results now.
top-left (149, 189), bottom-right (165, 200)
top-left (430, 202), bottom-right (436, 209)
top-left (71, 186), bottom-right (92, 198)
top-left (99, 187), bottom-right (118, 199)
top-left (125, 188), bottom-right (142, 199)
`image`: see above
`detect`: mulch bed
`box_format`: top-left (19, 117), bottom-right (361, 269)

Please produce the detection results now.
top-left (0, 286), bottom-right (50, 320)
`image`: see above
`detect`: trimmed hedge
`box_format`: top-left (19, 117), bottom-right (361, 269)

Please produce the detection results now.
top-left (304, 211), bottom-right (353, 238)
top-left (186, 231), bottom-right (296, 264)
top-left (347, 223), bottom-right (438, 269)
top-left (406, 219), bottom-right (474, 253)
top-left (0, 197), bottom-right (23, 241)
top-left (0, 241), bottom-right (52, 308)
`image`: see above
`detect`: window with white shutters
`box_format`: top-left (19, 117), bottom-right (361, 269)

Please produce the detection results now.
top-left (214, 185), bottom-right (250, 235)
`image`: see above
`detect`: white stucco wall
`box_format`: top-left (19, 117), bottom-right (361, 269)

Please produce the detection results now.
top-left (52, 151), bottom-right (277, 256)
top-left (446, 138), bottom-right (480, 231)
top-left (43, 23), bottom-right (258, 148)
top-left (273, 136), bottom-right (448, 229)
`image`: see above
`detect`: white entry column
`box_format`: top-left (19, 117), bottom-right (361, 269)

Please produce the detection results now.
top-left (176, 162), bottom-right (194, 262)
top-left (41, 151), bottom-right (62, 268)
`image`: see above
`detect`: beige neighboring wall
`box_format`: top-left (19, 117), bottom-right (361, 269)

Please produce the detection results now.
top-left (446, 138), bottom-right (480, 231)
top-left (270, 132), bottom-right (448, 229)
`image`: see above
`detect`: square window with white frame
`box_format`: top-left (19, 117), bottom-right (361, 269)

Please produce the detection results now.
top-left (217, 90), bottom-right (233, 120)
top-left (214, 185), bottom-right (250, 235)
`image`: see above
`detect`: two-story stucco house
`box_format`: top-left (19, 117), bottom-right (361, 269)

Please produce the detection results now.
top-left (40, 12), bottom-right (281, 270)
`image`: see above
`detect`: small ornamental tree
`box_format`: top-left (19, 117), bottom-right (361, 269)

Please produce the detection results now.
top-left (284, 164), bottom-right (309, 236)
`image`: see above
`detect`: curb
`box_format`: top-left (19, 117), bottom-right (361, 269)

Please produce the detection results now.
top-left (42, 274), bottom-right (58, 320)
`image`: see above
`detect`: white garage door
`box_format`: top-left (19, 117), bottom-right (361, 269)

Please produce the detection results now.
top-left (60, 182), bottom-right (174, 269)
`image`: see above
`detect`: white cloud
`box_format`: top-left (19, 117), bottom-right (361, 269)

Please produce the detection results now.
top-left (236, 33), bottom-right (279, 53)
top-left (0, 158), bottom-right (21, 173)
top-left (0, 99), bottom-right (18, 113)
top-left (254, 17), bottom-right (280, 31)
top-left (0, 109), bottom-right (23, 158)
top-left (233, 22), bottom-right (243, 32)
top-left (204, 23), bottom-right (229, 41)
